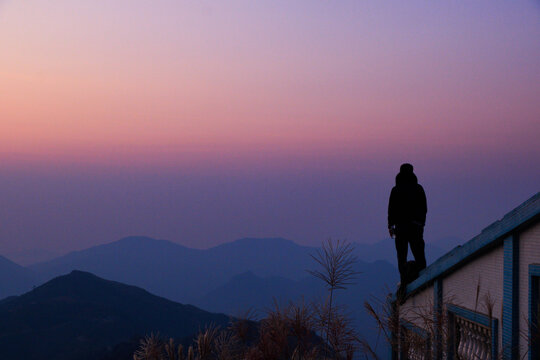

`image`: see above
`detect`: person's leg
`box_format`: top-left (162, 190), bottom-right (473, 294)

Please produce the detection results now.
top-left (394, 230), bottom-right (408, 283)
top-left (409, 225), bottom-right (426, 271)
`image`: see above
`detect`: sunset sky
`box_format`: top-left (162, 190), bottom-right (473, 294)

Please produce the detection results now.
top-left (1, 0), bottom-right (539, 264)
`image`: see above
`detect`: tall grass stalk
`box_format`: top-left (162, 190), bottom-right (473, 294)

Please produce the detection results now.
top-left (308, 238), bottom-right (360, 349)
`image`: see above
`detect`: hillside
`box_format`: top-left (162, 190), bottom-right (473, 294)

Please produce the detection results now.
top-left (0, 255), bottom-right (36, 299)
top-left (0, 271), bottom-right (230, 360)
top-left (22, 237), bottom-right (400, 358)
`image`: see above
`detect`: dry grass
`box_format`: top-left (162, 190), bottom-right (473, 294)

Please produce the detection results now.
top-left (308, 238), bottom-right (360, 356)
top-left (134, 239), bottom-right (362, 360)
top-left (307, 239), bottom-right (360, 291)
top-left (133, 333), bottom-right (165, 360)
top-left (361, 292), bottom-right (450, 360)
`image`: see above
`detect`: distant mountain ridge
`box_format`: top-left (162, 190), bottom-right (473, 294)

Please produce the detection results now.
top-left (196, 259), bottom-right (396, 356)
top-left (0, 270), bottom-right (230, 360)
top-left (354, 238), bottom-right (448, 266)
top-left (5, 236), bottom-right (403, 359)
top-left (0, 255), bottom-right (36, 299)
top-left (4, 235), bottom-right (448, 304)
top-left (30, 236), bottom-right (318, 303)
top-left (0, 235), bottom-right (458, 360)
top-left (28, 236), bottom-right (450, 301)
top-left (197, 271), bottom-right (323, 316)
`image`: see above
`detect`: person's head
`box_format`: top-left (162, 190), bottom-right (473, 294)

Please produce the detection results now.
top-left (396, 163), bottom-right (417, 186)
top-left (399, 163), bottom-right (414, 174)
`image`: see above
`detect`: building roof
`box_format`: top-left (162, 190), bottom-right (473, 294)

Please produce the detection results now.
top-left (401, 192), bottom-right (540, 299)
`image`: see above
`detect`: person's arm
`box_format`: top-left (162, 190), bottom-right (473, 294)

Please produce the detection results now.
top-left (418, 185), bottom-right (427, 225)
top-left (388, 187), bottom-right (396, 236)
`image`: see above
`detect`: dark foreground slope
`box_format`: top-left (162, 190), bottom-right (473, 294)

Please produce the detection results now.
top-left (0, 271), bottom-right (230, 360)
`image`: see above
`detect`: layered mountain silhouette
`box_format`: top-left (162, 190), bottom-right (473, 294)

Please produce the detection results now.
top-left (197, 258), bottom-right (396, 318)
top-left (0, 270), bottom-right (230, 360)
top-left (197, 271), bottom-right (323, 316)
top-left (195, 260), bottom-right (396, 353)
top-left (26, 237), bottom-right (399, 348)
top-left (0, 236), bottom-right (410, 359)
top-left (28, 236), bottom-right (444, 304)
top-left (0, 255), bottom-right (36, 299)
top-left (30, 236), bottom-right (318, 303)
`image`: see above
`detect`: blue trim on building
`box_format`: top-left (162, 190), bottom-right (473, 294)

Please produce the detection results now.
top-left (388, 192), bottom-right (540, 359)
top-left (447, 304), bottom-right (498, 360)
top-left (528, 264), bottom-right (540, 360)
top-left (503, 234), bottom-right (519, 359)
top-left (433, 279), bottom-right (442, 360)
top-left (399, 319), bottom-right (432, 360)
top-left (491, 317), bottom-right (499, 360)
top-left (400, 319), bottom-right (430, 339)
top-left (393, 192), bottom-right (540, 301)
top-left (447, 304), bottom-right (493, 327)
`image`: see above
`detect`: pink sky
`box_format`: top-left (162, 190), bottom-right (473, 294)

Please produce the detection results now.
top-left (0, 0), bottom-right (539, 263)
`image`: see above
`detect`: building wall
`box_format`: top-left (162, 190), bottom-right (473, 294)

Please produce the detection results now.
top-left (401, 285), bottom-right (434, 329)
top-left (441, 245), bottom-right (505, 354)
top-left (519, 222), bottom-right (540, 357)
top-left (397, 218), bottom-right (540, 359)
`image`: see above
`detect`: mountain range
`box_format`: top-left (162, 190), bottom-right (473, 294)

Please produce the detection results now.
top-left (0, 270), bottom-right (230, 360)
top-left (0, 236), bottom-right (451, 358)
top-left (29, 237), bottom-right (318, 303)
top-left (27, 236), bottom-right (446, 300)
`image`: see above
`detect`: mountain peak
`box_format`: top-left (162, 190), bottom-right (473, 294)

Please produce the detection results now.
top-left (116, 235), bottom-right (161, 244)
top-left (66, 269), bottom-right (100, 279)
top-left (0, 271), bottom-right (230, 360)
top-left (22, 269), bottom-right (146, 304)
top-left (230, 237), bottom-right (299, 247)
top-left (112, 236), bottom-right (192, 250)
top-left (0, 254), bottom-right (24, 268)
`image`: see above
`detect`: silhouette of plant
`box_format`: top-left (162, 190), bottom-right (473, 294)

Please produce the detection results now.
top-left (195, 325), bottom-right (219, 360)
top-left (164, 338), bottom-right (181, 360)
top-left (133, 333), bottom-right (164, 360)
top-left (308, 238), bottom-right (360, 353)
top-left (133, 299), bottom-right (348, 359)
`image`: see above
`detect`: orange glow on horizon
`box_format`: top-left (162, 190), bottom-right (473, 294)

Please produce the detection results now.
top-left (1, 0), bottom-right (539, 170)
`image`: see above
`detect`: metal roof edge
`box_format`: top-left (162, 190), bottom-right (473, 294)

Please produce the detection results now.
top-left (400, 191), bottom-right (540, 299)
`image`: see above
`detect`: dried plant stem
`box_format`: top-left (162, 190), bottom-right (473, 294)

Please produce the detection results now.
top-left (308, 238), bottom-right (360, 351)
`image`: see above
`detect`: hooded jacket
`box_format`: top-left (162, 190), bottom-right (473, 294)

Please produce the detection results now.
top-left (388, 170), bottom-right (427, 228)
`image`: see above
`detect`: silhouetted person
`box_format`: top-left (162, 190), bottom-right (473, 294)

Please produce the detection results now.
top-left (388, 163), bottom-right (427, 286)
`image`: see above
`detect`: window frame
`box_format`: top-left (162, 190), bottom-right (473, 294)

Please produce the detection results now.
top-left (528, 264), bottom-right (540, 360)
top-left (446, 304), bottom-right (498, 360)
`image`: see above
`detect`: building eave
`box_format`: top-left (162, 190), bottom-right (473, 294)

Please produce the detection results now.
top-left (394, 192), bottom-right (540, 301)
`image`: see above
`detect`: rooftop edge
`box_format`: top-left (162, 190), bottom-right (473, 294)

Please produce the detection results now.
top-left (395, 191), bottom-right (540, 301)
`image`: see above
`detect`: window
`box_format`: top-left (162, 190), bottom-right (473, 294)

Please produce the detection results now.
top-left (447, 304), bottom-right (498, 360)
